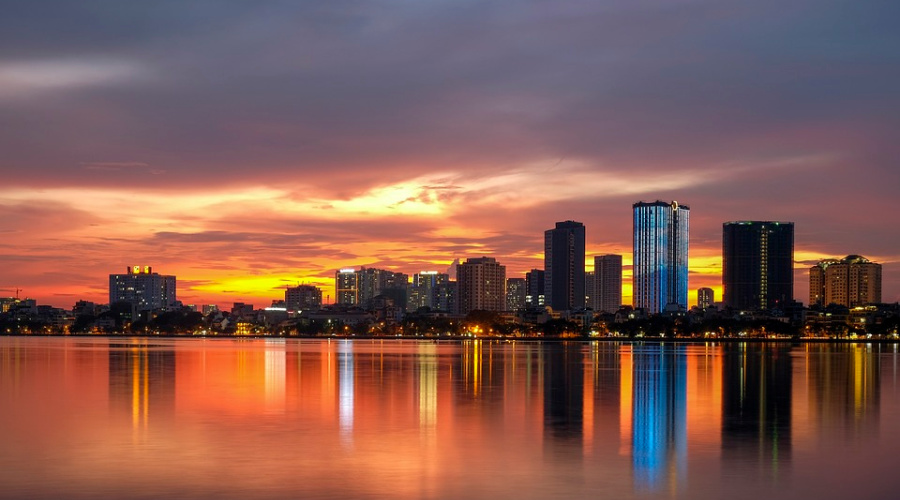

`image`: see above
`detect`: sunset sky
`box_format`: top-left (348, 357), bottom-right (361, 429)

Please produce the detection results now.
top-left (1, 1), bottom-right (898, 309)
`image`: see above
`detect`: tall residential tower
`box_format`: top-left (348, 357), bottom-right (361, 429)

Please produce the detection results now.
top-left (590, 254), bottom-right (623, 313)
top-left (809, 255), bottom-right (881, 308)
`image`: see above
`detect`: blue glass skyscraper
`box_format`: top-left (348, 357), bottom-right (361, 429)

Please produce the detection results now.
top-left (633, 201), bottom-right (689, 313)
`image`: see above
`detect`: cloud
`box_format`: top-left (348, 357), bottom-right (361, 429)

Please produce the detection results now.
top-left (0, 1), bottom-right (898, 306)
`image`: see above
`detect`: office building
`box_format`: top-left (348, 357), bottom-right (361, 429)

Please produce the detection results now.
top-left (456, 257), bottom-right (506, 315)
top-left (525, 269), bottom-right (545, 307)
top-left (697, 288), bottom-right (714, 309)
top-left (109, 266), bottom-right (176, 312)
top-left (544, 220), bottom-right (586, 311)
top-left (591, 254), bottom-right (623, 313)
top-left (633, 201), bottom-right (689, 313)
top-left (809, 255), bottom-right (882, 308)
top-left (722, 221), bottom-right (794, 311)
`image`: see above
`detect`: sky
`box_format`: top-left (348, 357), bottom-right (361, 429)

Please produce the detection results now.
top-left (1, 0), bottom-right (898, 309)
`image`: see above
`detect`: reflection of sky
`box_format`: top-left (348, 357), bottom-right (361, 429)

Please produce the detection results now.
top-left (338, 340), bottom-right (354, 439)
top-left (631, 344), bottom-right (687, 492)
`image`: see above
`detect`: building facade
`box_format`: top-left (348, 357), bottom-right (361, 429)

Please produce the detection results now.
top-left (544, 220), bottom-right (586, 311)
top-left (633, 201), bottom-right (689, 313)
top-left (506, 277), bottom-right (526, 312)
top-left (697, 287), bottom-right (714, 309)
top-left (109, 266), bottom-right (177, 312)
top-left (335, 268), bottom-right (360, 305)
top-left (525, 269), bottom-right (545, 307)
top-left (408, 271), bottom-right (450, 311)
top-left (722, 221), bottom-right (794, 311)
top-left (809, 255), bottom-right (882, 308)
top-left (591, 254), bottom-right (623, 313)
top-left (456, 257), bottom-right (506, 315)
top-left (285, 285), bottom-right (323, 312)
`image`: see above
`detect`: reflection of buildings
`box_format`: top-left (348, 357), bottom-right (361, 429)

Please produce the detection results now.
top-left (417, 343), bottom-right (438, 433)
top-left (543, 343), bottom-right (584, 442)
top-left (721, 344), bottom-right (791, 476)
top-left (630, 344), bottom-right (687, 491)
top-left (806, 344), bottom-right (880, 440)
top-left (338, 341), bottom-right (354, 439)
top-left (108, 341), bottom-right (176, 430)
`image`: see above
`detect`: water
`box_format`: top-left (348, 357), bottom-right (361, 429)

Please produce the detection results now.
top-left (1, 337), bottom-right (898, 499)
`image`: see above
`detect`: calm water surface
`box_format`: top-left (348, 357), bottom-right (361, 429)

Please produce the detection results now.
top-left (1, 338), bottom-right (899, 499)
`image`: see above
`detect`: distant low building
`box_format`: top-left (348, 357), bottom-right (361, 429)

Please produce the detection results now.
top-left (285, 285), bottom-right (322, 312)
top-left (108, 266), bottom-right (176, 312)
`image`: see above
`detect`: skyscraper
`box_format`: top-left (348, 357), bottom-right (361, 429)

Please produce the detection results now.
top-left (109, 266), bottom-right (177, 312)
top-left (697, 287), bottom-right (714, 309)
top-left (809, 255), bottom-right (882, 307)
top-left (591, 254), bottom-right (623, 313)
top-left (722, 221), bottom-right (794, 311)
top-left (633, 201), bottom-right (689, 313)
top-left (544, 221), bottom-right (586, 311)
top-left (456, 257), bottom-right (506, 315)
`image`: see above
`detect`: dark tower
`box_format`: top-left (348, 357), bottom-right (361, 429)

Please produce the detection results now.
top-left (544, 221), bottom-right (586, 311)
top-left (722, 221), bottom-right (794, 311)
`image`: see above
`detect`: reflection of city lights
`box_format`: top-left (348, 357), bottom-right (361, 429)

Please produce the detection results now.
top-left (338, 340), bottom-right (354, 440)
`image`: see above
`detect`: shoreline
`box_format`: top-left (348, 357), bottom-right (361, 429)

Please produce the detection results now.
top-left (1, 333), bottom-right (897, 343)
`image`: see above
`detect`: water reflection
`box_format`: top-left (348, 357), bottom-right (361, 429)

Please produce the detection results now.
top-left (108, 340), bottom-right (176, 435)
top-left (630, 344), bottom-right (687, 492)
top-left (0, 338), bottom-right (898, 500)
top-left (721, 343), bottom-right (791, 481)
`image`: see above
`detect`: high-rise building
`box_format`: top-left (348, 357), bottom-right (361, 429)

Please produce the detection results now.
top-left (697, 288), bottom-right (714, 309)
top-left (336, 267), bottom-right (409, 309)
top-left (590, 254), bottom-right (623, 313)
top-left (355, 268), bottom-right (407, 309)
top-left (109, 266), bottom-right (176, 312)
top-left (285, 285), bottom-right (323, 312)
top-left (633, 201), bottom-right (690, 313)
top-left (506, 277), bottom-right (526, 312)
top-left (456, 257), bottom-right (506, 315)
top-left (585, 271), bottom-right (595, 309)
top-left (433, 280), bottom-right (457, 314)
top-left (408, 271), bottom-right (450, 311)
top-left (525, 269), bottom-right (545, 307)
top-left (722, 221), bottom-right (794, 311)
top-left (809, 255), bottom-right (882, 308)
top-left (544, 220), bottom-right (586, 311)
top-left (335, 268), bottom-right (359, 305)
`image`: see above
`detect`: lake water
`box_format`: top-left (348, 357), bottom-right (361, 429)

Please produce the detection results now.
top-left (1, 337), bottom-right (898, 499)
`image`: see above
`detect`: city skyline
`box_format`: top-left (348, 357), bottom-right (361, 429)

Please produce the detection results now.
top-left (1, 2), bottom-right (898, 308)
